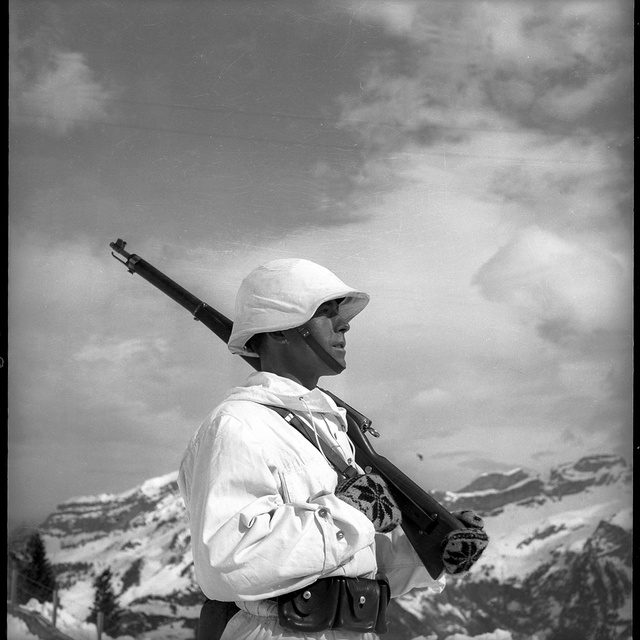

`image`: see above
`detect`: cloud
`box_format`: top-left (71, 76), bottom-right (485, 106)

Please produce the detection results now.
top-left (7, 231), bottom-right (228, 522)
top-left (74, 337), bottom-right (169, 364)
top-left (457, 457), bottom-right (525, 475)
top-left (340, 1), bottom-right (420, 37)
top-left (481, 3), bottom-right (632, 133)
top-left (13, 50), bottom-right (112, 136)
top-left (333, 0), bottom-right (632, 353)
top-left (473, 226), bottom-right (630, 343)
top-left (327, 0), bottom-right (632, 491)
top-left (413, 387), bottom-right (452, 407)
top-left (339, 1), bottom-right (631, 146)
top-left (9, 231), bottom-right (119, 316)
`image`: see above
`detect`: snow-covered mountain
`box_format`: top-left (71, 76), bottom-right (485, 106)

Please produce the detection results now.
top-left (392, 454), bottom-right (632, 640)
top-left (19, 454), bottom-right (632, 640)
top-left (35, 473), bottom-right (201, 638)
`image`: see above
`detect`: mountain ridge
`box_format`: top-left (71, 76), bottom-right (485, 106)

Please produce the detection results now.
top-left (11, 453), bottom-right (632, 639)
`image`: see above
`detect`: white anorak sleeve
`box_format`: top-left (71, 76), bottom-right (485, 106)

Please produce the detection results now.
top-left (183, 412), bottom-right (377, 602)
top-left (375, 527), bottom-right (446, 598)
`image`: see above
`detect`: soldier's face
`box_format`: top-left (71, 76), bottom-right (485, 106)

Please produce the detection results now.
top-left (305, 299), bottom-right (350, 370)
top-left (277, 299), bottom-right (350, 385)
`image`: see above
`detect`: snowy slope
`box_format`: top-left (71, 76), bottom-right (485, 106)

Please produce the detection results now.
top-left (37, 472), bottom-right (199, 639)
top-left (392, 454), bottom-right (632, 640)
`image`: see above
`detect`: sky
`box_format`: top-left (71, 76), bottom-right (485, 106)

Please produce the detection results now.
top-left (8, 0), bottom-right (633, 532)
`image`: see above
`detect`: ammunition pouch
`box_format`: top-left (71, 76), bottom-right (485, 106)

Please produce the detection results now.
top-left (277, 576), bottom-right (390, 634)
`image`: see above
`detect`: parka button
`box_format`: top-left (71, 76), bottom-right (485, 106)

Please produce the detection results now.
top-left (302, 590), bottom-right (312, 600)
top-left (318, 508), bottom-right (328, 518)
top-left (336, 531), bottom-right (345, 540)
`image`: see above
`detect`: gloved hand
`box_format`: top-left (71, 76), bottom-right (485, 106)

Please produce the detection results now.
top-left (441, 510), bottom-right (489, 574)
top-left (335, 473), bottom-right (402, 533)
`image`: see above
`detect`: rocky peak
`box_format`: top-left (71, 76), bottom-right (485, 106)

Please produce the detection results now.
top-left (42, 471), bottom-right (181, 537)
top-left (457, 468), bottom-right (532, 493)
top-left (587, 515), bottom-right (633, 564)
top-left (548, 455), bottom-right (630, 498)
top-left (430, 455), bottom-right (630, 516)
top-left (439, 467), bottom-right (545, 515)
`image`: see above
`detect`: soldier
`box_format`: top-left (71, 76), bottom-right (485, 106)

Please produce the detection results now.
top-left (178, 258), bottom-right (487, 639)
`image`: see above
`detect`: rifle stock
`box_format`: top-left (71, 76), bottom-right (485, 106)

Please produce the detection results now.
top-left (110, 238), bottom-right (463, 579)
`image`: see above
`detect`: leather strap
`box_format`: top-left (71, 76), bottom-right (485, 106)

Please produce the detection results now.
top-left (266, 405), bottom-right (359, 479)
top-left (296, 325), bottom-right (345, 373)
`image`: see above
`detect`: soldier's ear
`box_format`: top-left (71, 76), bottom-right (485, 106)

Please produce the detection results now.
top-left (246, 333), bottom-right (265, 354)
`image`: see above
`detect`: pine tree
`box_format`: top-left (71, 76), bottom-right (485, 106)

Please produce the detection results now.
top-left (18, 532), bottom-right (56, 604)
top-left (87, 567), bottom-right (123, 636)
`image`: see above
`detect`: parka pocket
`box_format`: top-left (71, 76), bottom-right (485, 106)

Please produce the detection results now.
top-left (277, 459), bottom-right (337, 505)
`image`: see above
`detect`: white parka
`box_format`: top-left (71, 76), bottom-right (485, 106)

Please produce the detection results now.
top-left (178, 371), bottom-right (445, 640)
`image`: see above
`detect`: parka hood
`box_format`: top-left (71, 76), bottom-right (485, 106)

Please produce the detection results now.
top-left (223, 371), bottom-right (348, 426)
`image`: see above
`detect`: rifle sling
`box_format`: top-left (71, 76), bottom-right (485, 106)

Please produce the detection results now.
top-left (265, 405), bottom-right (359, 480)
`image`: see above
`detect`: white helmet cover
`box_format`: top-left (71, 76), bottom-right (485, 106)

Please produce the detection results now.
top-left (228, 258), bottom-right (369, 357)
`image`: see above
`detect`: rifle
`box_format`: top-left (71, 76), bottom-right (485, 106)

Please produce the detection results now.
top-left (109, 238), bottom-right (464, 579)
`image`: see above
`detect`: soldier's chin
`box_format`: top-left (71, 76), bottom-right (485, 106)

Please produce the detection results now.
top-left (318, 353), bottom-right (346, 376)
top-left (333, 353), bottom-right (347, 371)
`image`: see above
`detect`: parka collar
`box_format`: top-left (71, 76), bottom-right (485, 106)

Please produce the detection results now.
top-left (225, 371), bottom-right (348, 428)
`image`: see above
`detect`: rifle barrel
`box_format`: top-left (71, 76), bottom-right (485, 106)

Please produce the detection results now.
top-left (110, 239), bottom-right (258, 368)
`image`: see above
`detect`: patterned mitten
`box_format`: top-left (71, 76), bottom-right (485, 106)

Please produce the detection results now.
top-left (454, 510), bottom-right (485, 530)
top-left (335, 473), bottom-right (402, 533)
top-left (442, 509), bottom-right (489, 574)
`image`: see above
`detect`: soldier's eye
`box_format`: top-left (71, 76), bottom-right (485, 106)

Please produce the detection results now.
top-left (315, 302), bottom-right (338, 317)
